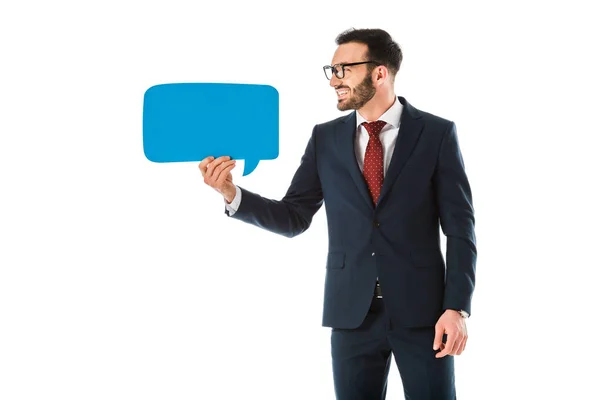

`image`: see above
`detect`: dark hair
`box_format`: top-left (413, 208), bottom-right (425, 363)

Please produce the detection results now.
top-left (335, 28), bottom-right (402, 77)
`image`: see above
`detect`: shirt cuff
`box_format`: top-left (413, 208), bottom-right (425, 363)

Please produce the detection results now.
top-left (224, 185), bottom-right (242, 216)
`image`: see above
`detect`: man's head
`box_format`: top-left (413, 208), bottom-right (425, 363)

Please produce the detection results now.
top-left (325, 28), bottom-right (402, 111)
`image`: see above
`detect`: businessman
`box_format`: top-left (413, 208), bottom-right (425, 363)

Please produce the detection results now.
top-left (199, 28), bottom-right (476, 399)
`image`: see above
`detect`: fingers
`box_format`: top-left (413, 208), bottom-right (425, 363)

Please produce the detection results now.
top-left (203, 159), bottom-right (236, 190)
top-left (433, 325), bottom-right (444, 351)
top-left (198, 156), bottom-right (215, 174)
top-left (456, 335), bottom-right (467, 355)
top-left (435, 330), bottom-right (456, 358)
top-left (214, 162), bottom-right (236, 185)
top-left (448, 333), bottom-right (462, 355)
top-left (456, 329), bottom-right (468, 355)
top-left (452, 322), bottom-right (468, 356)
top-left (435, 329), bottom-right (468, 358)
top-left (199, 156), bottom-right (232, 177)
top-left (207, 156), bottom-right (232, 177)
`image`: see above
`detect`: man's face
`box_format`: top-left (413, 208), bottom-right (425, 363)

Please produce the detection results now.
top-left (329, 42), bottom-right (377, 111)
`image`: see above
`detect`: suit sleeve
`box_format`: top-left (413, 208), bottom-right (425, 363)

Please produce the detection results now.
top-left (224, 125), bottom-right (324, 238)
top-left (434, 122), bottom-right (477, 316)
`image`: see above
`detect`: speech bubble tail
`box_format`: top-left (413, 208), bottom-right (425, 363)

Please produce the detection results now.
top-left (242, 159), bottom-right (260, 176)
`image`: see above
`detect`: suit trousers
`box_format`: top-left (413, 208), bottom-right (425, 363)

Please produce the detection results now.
top-left (330, 297), bottom-right (456, 399)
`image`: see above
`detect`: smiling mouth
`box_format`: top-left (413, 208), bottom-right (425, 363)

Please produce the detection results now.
top-left (336, 88), bottom-right (350, 100)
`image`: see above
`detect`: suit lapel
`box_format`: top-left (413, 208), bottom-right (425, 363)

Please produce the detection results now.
top-left (337, 112), bottom-right (374, 210)
top-left (378, 97), bottom-right (424, 207)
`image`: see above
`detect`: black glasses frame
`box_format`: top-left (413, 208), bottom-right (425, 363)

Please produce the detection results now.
top-left (323, 61), bottom-right (379, 80)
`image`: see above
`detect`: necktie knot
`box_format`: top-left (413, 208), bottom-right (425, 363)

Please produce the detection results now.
top-left (362, 120), bottom-right (386, 137)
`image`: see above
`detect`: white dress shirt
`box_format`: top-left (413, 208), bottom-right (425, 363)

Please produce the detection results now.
top-left (225, 96), bottom-right (404, 215)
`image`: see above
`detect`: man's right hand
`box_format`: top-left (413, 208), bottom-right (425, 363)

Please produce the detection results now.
top-left (198, 156), bottom-right (237, 203)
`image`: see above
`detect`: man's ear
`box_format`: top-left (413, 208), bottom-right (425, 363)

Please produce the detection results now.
top-left (374, 65), bottom-right (389, 86)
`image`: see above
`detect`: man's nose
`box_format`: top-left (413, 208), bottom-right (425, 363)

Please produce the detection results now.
top-left (329, 75), bottom-right (342, 87)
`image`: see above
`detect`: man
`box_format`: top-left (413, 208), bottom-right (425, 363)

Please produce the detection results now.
top-left (199, 28), bottom-right (476, 400)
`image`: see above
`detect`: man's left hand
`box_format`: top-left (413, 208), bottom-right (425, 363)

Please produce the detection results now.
top-left (433, 310), bottom-right (468, 358)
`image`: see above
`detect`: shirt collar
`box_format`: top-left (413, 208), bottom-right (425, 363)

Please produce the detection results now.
top-left (356, 96), bottom-right (403, 130)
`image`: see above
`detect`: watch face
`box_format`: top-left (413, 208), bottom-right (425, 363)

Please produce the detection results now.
top-left (459, 310), bottom-right (469, 318)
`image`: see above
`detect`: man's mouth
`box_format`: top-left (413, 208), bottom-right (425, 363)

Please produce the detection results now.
top-left (336, 88), bottom-right (350, 99)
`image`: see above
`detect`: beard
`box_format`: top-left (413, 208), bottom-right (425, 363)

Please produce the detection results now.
top-left (336, 73), bottom-right (376, 111)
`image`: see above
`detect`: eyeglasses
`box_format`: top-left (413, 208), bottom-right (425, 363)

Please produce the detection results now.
top-left (323, 61), bottom-right (379, 80)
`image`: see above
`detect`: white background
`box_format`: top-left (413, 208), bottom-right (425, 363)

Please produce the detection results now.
top-left (1, 0), bottom-right (599, 399)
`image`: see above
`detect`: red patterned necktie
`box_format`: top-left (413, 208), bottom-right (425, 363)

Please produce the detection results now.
top-left (361, 120), bottom-right (386, 205)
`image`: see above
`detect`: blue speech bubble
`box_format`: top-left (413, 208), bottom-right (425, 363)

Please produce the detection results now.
top-left (143, 83), bottom-right (279, 175)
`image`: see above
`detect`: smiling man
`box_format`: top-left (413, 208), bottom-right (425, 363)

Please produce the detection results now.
top-left (199, 28), bottom-right (477, 399)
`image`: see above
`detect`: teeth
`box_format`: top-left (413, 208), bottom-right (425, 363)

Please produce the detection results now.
top-left (337, 90), bottom-right (348, 95)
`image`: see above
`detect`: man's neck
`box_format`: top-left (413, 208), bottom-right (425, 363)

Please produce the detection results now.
top-left (358, 92), bottom-right (397, 121)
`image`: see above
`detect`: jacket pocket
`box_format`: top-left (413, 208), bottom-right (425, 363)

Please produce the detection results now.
top-left (326, 252), bottom-right (345, 269)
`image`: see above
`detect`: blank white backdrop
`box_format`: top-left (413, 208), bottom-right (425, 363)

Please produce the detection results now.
top-left (1, 1), bottom-right (599, 399)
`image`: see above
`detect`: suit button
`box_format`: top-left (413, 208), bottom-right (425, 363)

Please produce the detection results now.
top-left (371, 252), bottom-right (375, 256)
top-left (373, 221), bottom-right (380, 227)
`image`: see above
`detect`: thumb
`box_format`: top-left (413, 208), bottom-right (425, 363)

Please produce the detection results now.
top-left (433, 324), bottom-right (444, 350)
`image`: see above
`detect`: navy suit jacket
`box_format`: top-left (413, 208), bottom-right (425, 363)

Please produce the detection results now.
top-left (226, 96), bottom-right (476, 329)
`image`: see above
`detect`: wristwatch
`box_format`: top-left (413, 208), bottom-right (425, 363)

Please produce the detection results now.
top-left (448, 309), bottom-right (469, 318)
